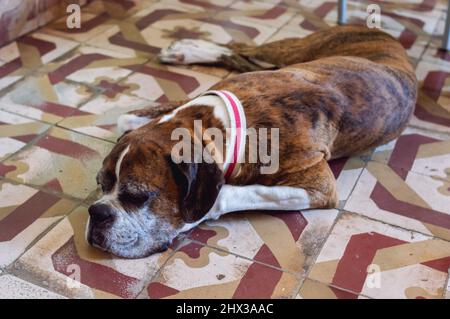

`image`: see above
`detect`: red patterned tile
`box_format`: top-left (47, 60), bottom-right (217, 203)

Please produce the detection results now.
top-left (413, 59), bottom-right (450, 134)
top-left (0, 181), bottom-right (77, 268)
top-left (371, 127), bottom-right (450, 182)
top-left (1, 127), bottom-right (114, 200)
top-left (120, 61), bottom-right (222, 102)
top-left (297, 278), bottom-right (366, 299)
top-left (188, 209), bottom-right (338, 275)
top-left (0, 32), bottom-right (78, 91)
top-left (144, 241), bottom-right (300, 299)
top-left (345, 159), bottom-right (450, 241)
top-left (0, 75), bottom-right (94, 124)
top-left (309, 213), bottom-right (450, 299)
top-left (0, 111), bottom-right (50, 161)
top-left (14, 206), bottom-right (175, 298)
top-left (58, 92), bottom-right (154, 142)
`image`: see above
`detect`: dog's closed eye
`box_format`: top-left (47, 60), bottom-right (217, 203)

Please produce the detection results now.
top-left (96, 171), bottom-right (116, 193)
top-left (118, 190), bottom-right (149, 207)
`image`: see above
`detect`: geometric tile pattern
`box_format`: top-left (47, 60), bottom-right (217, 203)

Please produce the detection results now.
top-left (296, 278), bottom-right (365, 299)
top-left (0, 75), bottom-right (94, 124)
top-left (0, 0), bottom-right (449, 299)
top-left (0, 181), bottom-right (77, 268)
top-left (0, 127), bottom-right (114, 200)
top-left (0, 32), bottom-right (78, 91)
top-left (414, 56), bottom-right (450, 134)
top-left (187, 209), bottom-right (339, 274)
top-left (144, 242), bottom-right (301, 299)
top-left (308, 213), bottom-right (450, 299)
top-left (120, 61), bottom-right (222, 102)
top-left (0, 111), bottom-right (50, 161)
top-left (57, 92), bottom-right (153, 142)
top-left (14, 206), bottom-right (175, 298)
top-left (346, 127), bottom-right (450, 241)
top-left (40, 45), bottom-right (147, 87)
top-left (42, 0), bottom-right (282, 60)
top-left (346, 161), bottom-right (450, 239)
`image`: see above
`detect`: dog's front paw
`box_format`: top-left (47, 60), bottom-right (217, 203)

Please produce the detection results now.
top-left (117, 114), bottom-right (151, 133)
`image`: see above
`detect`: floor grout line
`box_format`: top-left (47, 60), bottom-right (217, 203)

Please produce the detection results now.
top-left (297, 209), bottom-right (450, 299)
top-left (5, 203), bottom-right (79, 273)
top-left (339, 209), bottom-right (450, 244)
top-left (291, 209), bottom-right (343, 298)
top-left (133, 235), bottom-right (195, 299)
top-left (304, 277), bottom-right (374, 299)
top-left (444, 268), bottom-right (450, 299)
top-left (0, 175), bottom-right (86, 205)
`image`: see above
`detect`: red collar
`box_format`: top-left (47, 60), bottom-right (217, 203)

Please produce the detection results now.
top-left (200, 90), bottom-right (247, 181)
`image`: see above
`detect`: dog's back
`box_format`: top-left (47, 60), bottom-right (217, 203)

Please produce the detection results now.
top-left (211, 26), bottom-right (417, 160)
top-left (237, 25), bottom-right (414, 75)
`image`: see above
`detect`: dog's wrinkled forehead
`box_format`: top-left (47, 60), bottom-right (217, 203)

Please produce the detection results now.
top-left (97, 139), bottom-right (172, 196)
top-left (96, 142), bottom-right (128, 193)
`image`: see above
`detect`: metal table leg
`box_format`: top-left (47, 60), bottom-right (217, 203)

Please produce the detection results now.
top-left (443, 4), bottom-right (450, 50)
top-left (338, 0), bottom-right (347, 25)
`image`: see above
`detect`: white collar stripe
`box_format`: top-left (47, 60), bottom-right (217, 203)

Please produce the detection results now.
top-left (200, 90), bottom-right (247, 181)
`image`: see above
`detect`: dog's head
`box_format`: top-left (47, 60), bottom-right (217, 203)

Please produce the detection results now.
top-left (86, 129), bottom-right (224, 258)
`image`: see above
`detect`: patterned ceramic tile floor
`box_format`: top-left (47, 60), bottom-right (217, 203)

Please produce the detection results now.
top-left (0, 0), bottom-right (450, 299)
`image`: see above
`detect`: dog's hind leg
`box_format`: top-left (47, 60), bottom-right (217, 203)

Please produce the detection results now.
top-left (158, 39), bottom-right (278, 72)
top-left (158, 26), bottom-right (415, 76)
top-left (157, 32), bottom-right (322, 72)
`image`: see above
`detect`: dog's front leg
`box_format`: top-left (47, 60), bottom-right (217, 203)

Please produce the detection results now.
top-left (206, 184), bottom-right (311, 220)
top-left (206, 159), bottom-right (338, 220)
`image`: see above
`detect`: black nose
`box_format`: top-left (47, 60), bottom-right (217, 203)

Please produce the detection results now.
top-left (88, 203), bottom-right (115, 223)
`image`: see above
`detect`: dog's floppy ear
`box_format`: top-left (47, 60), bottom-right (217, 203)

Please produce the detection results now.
top-left (169, 159), bottom-right (224, 223)
top-left (116, 130), bottom-right (131, 142)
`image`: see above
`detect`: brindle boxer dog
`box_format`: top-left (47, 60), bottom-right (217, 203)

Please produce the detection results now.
top-left (87, 26), bottom-right (417, 258)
